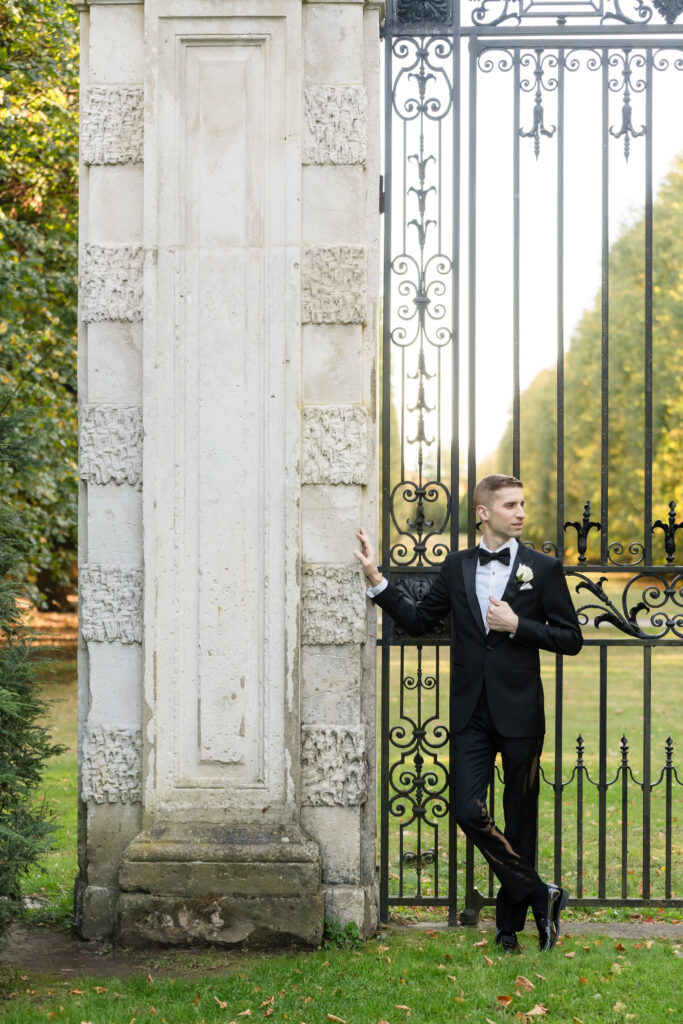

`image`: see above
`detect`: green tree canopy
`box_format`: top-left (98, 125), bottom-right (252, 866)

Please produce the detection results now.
top-left (0, 0), bottom-right (79, 605)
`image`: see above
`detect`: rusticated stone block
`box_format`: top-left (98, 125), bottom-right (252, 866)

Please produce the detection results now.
top-left (301, 726), bottom-right (368, 806)
top-left (303, 86), bottom-right (367, 165)
top-left (302, 246), bottom-right (367, 325)
top-left (81, 725), bottom-right (142, 804)
top-left (80, 564), bottom-right (143, 644)
top-left (301, 564), bottom-right (366, 645)
top-left (302, 405), bottom-right (367, 485)
top-left (117, 892), bottom-right (324, 949)
top-left (80, 404), bottom-right (143, 487)
top-left (82, 87), bottom-right (144, 165)
top-left (80, 244), bottom-right (143, 322)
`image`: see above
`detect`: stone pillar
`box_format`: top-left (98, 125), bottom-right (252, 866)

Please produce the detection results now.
top-left (75, 0), bottom-right (146, 939)
top-left (76, 0), bottom-right (381, 946)
top-left (299, 0), bottom-right (382, 932)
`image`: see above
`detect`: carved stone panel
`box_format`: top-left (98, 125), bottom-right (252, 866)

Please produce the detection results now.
top-left (81, 725), bottom-right (142, 804)
top-left (301, 725), bottom-right (368, 806)
top-left (80, 405), bottom-right (143, 488)
top-left (80, 245), bottom-right (144, 323)
top-left (303, 86), bottom-right (367, 166)
top-left (82, 87), bottom-right (144, 165)
top-left (80, 565), bottom-right (143, 644)
top-left (302, 564), bottom-right (366, 645)
top-left (302, 246), bottom-right (367, 325)
top-left (302, 405), bottom-right (368, 485)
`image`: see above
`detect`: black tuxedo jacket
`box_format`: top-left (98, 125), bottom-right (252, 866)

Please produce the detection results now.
top-left (372, 544), bottom-right (582, 738)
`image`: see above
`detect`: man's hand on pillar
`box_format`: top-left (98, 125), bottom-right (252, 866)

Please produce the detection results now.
top-left (354, 527), bottom-right (383, 587)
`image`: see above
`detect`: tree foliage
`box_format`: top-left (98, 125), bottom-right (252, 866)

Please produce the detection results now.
top-left (0, 0), bottom-right (79, 605)
top-left (496, 157), bottom-right (683, 560)
top-left (0, 392), bottom-right (63, 938)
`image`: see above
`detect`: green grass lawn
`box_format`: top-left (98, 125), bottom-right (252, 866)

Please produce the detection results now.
top-left (21, 652), bottom-right (78, 930)
top-left (2, 928), bottom-right (681, 1023)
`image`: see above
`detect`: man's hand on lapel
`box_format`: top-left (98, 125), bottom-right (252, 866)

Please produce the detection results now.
top-left (487, 596), bottom-right (519, 633)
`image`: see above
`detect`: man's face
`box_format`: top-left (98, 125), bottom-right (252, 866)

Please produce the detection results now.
top-left (478, 486), bottom-right (526, 540)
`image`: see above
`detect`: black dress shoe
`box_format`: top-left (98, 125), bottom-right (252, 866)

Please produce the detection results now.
top-left (495, 929), bottom-right (522, 954)
top-left (535, 884), bottom-right (569, 951)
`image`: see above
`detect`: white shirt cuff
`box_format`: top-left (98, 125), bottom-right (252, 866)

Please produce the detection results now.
top-left (366, 578), bottom-right (388, 598)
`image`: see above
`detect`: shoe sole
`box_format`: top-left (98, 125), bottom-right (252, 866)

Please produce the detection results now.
top-left (546, 888), bottom-right (570, 951)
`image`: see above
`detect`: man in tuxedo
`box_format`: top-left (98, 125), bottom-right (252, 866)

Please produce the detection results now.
top-left (354, 474), bottom-right (582, 952)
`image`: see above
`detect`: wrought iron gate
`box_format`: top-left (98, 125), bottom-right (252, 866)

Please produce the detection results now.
top-left (379, 0), bottom-right (683, 924)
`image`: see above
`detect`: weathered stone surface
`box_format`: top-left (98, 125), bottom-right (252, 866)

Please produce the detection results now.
top-left (80, 244), bottom-right (143, 322)
top-left (302, 324), bottom-right (362, 404)
top-left (80, 564), bottom-right (143, 644)
top-left (303, 86), bottom-right (367, 165)
top-left (302, 405), bottom-right (367, 485)
top-left (117, 892), bottom-right (324, 948)
top-left (82, 87), bottom-right (144, 165)
top-left (302, 246), bottom-right (367, 324)
top-left (74, 880), bottom-right (118, 941)
top-left (301, 806), bottom-right (361, 884)
top-left (120, 824), bottom-right (321, 864)
top-left (81, 725), bottom-right (142, 804)
top-left (301, 564), bottom-right (366, 645)
top-left (322, 882), bottom-right (379, 937)
top-left (119, 860), bottom-right (321, 897)
top-left (80, 404), bottom-right (143, 487)
top-left (301, 725), bottom-right (367, 806)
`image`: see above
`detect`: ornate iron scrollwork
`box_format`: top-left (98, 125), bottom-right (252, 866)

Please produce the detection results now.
top-left (519, 49), bottom-right (558, 159)
top-left (652, 501), bottom-right (683, 565)
top-left (564, 501), bottom-right (602, 564)
top-left (569, 570), bottom-right (683, 638)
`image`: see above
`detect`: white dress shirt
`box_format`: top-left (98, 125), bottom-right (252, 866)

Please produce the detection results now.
top-left (476, 538), bottom-right (517, 633)
top-left (367, 537), bottom-right (518, 636)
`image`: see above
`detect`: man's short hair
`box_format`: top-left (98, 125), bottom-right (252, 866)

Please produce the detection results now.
top-left (473, 474), bottom-right (523, 509)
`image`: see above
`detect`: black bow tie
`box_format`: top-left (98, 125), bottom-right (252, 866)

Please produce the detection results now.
top-left (478, 547), bottom-right (511, 566)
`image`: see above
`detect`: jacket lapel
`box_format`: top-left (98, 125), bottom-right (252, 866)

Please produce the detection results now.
top-left (463, 548), bottom-right (486, 636)
top-left (502, 542), bottom-right (526, 603)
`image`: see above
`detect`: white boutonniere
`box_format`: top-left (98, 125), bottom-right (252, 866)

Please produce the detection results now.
top-left (516, 564), bottom-right (534, 590)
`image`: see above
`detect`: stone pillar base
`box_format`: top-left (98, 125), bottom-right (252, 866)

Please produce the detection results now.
top-left (74, 877), bottom-right (118, 940)
top-left (117, 824), bottom-right (323, 948)
top-left (322, 880), bottom-right (379, 937)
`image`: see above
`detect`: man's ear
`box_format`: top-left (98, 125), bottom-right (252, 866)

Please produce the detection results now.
top-left (476, 503), bottom-right (488, 522)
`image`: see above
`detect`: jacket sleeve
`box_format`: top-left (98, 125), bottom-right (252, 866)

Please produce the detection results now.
top-left (513, 558), bottom-right (583, 655)
top-left (371, 558), bottom-right (451, 637)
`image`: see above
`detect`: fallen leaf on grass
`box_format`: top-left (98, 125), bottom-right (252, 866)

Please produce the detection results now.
top-left (260, 998), bottom-right (275, 1007)
top-left (147, 973), bottom-right (154, 984)
top-left (613, 1002), bottom-right (628, 1012)
top-left (578, 976), bottom-right (588, 984)
top-left (378, 945), bottom-right (390, 952)
top-left (327, 1016), bottom-right (346, 1023)
top-left (525, 1005), bottom-right (550, 1017)
top-left (474, 938), bottom-right (488, 947)
top-left (483, 955), bottom-right (494, 966)
top-left (447, 975), bottom-right (457, 982)
top-left (426, 929), bottom-right (439, 936)
top-left (645, 940), bottom-right (653, 949)
top-left (534, 973), bottom-right (547, 981)
top-left (265, 1010), bottom-right (274, 1018)
top-left (68, 989), bottom-right (85, 995)
top-left (237, 1012), bottom-right (252, 1018)
top-left (572, 1018), bottom-right (587, 1023)
top-left (565, 951), bottom-right (576, 958)
top-left (395, 1005), bottom-right (411, 1015)
top-left (93, 986), bottom-right (107, 994)
top-left (514, 976), bottom-right (535, 992)
top-left (497, 995), bottom-right (514, 1008)
top-left (215, 996), bottom-right (228, 1010)
top-left (615, 942), bottom-right (626, 951)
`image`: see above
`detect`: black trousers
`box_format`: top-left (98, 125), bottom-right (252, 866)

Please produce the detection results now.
top-left (452, 687), bottom-right (545, 933)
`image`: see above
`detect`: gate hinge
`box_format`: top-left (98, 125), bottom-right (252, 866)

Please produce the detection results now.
top-left (379, 174), bottom-right (385, 214)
